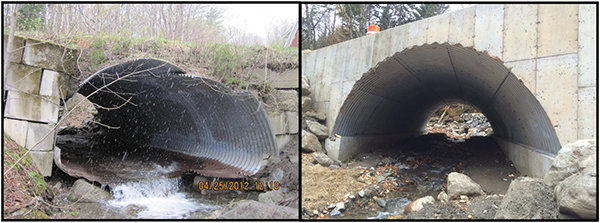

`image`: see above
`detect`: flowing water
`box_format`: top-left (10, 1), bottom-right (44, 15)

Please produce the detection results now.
top-left (107, 177), bottom-right (220, 219)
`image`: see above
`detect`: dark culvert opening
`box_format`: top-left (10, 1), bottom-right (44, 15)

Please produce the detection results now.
top-left (55, 59), bottom-right (278, 185)
top-left (331, 43), bottom-right (561, 176)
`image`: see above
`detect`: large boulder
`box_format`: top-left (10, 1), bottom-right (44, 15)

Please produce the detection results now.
top-left (301, 96), bottom-right (312, 113)
top-left (258, 190), bottom-right (285, 205)
top-left (404, 196), bottom-right (434, 214)
top-left (555, 167), bottom-right (597, 219)
top-left (304, 112), bottom-right (326, 123)
top-left (209, 200), bottom-right (297, 219)
top-left (494, 177), bottom-right (559, 219)
top-left (301, 75), bottom-right (311, 96)
top-left (544, 139), bottom-right (596, 186)
top-left (313, 152), bottom-right (335, 166)
top-left (67, 179), bottom-right (111, 203)
top-left (446, 172), bottom-right (484, 199)
top-left (306, 120), bottom-right (328, 140)
top-left (301, 130), bottom-right (322, 153)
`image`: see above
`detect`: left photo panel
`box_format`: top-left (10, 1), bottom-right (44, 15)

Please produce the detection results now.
top-left (2, 3), bottom-right (299, 219)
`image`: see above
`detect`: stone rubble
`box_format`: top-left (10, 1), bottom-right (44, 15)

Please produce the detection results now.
top-left (544, 139), bottom-right (597, 219)
top-left (301, 74), bottom-right (335, 166)
top-left (427, 112), bottom-right (494, 138)
top-left (67, 179), bottom-right (111, 203)
top-left (301, 130), bottom-right (322, 153)
top-left (494, 177), bottom-right (559, 219)
top-left (404, 196), bottom-right (434, 214)
top-left (313, 152), bottom-right (335, 166)
top-left (446, 172), bottom-right (484, 199)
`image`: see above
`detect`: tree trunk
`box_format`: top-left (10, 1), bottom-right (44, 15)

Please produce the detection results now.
top-left (4, 4), bottom-right (19, 102)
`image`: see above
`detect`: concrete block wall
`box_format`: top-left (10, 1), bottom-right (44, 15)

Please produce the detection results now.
top-left (3, 35), bottom-right (78, 176)
top-left (302, 4), bottom-right (596, 148)
top-left (268, 69), bottom-right (300, 151)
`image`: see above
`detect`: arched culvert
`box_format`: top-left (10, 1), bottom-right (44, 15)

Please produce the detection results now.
top-left (330, 43), bottom-right (560, 177)
top-left (55, 59), bottom-right (277, 184)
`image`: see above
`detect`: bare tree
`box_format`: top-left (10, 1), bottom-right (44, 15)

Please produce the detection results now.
top-left (4, 4), bottom-right (19, 101)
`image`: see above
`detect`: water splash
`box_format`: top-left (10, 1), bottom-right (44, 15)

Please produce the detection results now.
top-left (107, 177), bottom-right (220, 219)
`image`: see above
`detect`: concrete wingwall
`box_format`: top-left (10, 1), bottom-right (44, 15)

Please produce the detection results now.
top-left (302, 4), bottom-right (597, 177)
top-left (3, 35), bottom-right (79, 176)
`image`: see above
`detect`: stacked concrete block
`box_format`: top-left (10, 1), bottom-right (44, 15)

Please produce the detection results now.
top-left (269, 68), bottom-right (298, 89)
top-left (3, 35), bottom-right (78, 176)
top-left (267, 68), bottom-right (300, 150)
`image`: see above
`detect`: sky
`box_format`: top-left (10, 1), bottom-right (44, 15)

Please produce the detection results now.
top-left (221, 4), bottom-right (298, 43)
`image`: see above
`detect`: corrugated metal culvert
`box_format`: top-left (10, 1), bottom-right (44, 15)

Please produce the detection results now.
top-left (332, 43), bottom-right (561, 155)
top-left (57, 59), bottom-right (277, 184)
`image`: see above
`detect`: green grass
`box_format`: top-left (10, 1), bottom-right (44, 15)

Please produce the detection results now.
top-left (3, 143), bottom-right (50, 197)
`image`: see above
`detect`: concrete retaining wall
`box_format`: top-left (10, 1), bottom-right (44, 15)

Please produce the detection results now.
top-left (267, 69), bottom-right (300, 151)
top-left (3, 35), bottom-right (78, 176)
top-left (302, 4), bottom-right (597, 177)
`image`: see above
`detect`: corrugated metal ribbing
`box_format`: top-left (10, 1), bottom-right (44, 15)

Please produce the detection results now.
top-left (79, 59), bottom-right (277, 177)
top-left (447, 46), bottom-right (508, 108)
top-left (487, 72), bottom-right (561, 154)
top-left (396, 44), bottom-right (461, 101)
top-left (332, 43), bottom-right (561, 155)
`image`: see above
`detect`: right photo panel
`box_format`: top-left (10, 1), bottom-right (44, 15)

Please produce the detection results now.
top-left (300, 3), bottom-right (598, 220)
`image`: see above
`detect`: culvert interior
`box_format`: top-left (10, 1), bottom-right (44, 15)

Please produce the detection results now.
top-left (332, 43), bottom-right (561, 162)
top-left (55, 59), bottom-right (277, 185)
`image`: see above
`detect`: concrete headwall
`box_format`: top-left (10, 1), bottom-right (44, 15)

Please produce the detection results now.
top-left (302, 4), bottom-right (597, 177)
top-left (3, 35), bottom-right (79, 176)
top-left (266, 68), bottom-right (300, 151)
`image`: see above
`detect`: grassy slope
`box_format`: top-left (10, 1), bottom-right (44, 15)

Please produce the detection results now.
top-left (3, 135), bottom-right (51, 219)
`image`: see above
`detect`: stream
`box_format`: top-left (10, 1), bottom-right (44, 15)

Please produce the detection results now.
top-left (324, 134), bottom-right (519, 219)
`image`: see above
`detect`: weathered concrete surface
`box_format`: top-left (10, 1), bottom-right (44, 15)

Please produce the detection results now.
top-left (536, 54), bottom-right (578, 146)
top-left (3, 35), bottom-right (25, 62)
top-left (269, 69), bottom-right (299, 89)
top-left (3, 118), bottom-right (29, 147)
top-left (537, 4), bottom-right (579, 57)
top-left (29, 151), bottom-right (53, 177)
top-left (578, 4), bottom-right (597, 88)
top-left (474, 4), bottom-right (504, 58)
top-left (269, 112), bottom-right (287, 135)
top-left (503, 4), bottom-right (538, 61)
top-left (5, 63), bottom-right (42, 94)
top-left (495, 137), bottom-right (555, 178)
top-left (577, 87), bottom-right (596, 139)
top-left (25, 123), bottom-right (55, 152)
top-left (505, 59), bottom-right (536, 93)
top-left (448, 6), bottom-right (475, 46)
top-left (286, 111), bottom-right (299, 134)
top-left (426, 12), bottom-right (450, 44)
top-left (39, 69), bottom-right (62, 102)
top-left (4, 91), bottom-right (58, 123)
top-left (22, 39), bottom-right (78, 74)
top-left (269, 112), bottom-right (299, 136)
top-left (3, 36), bottom-right (77, 176)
